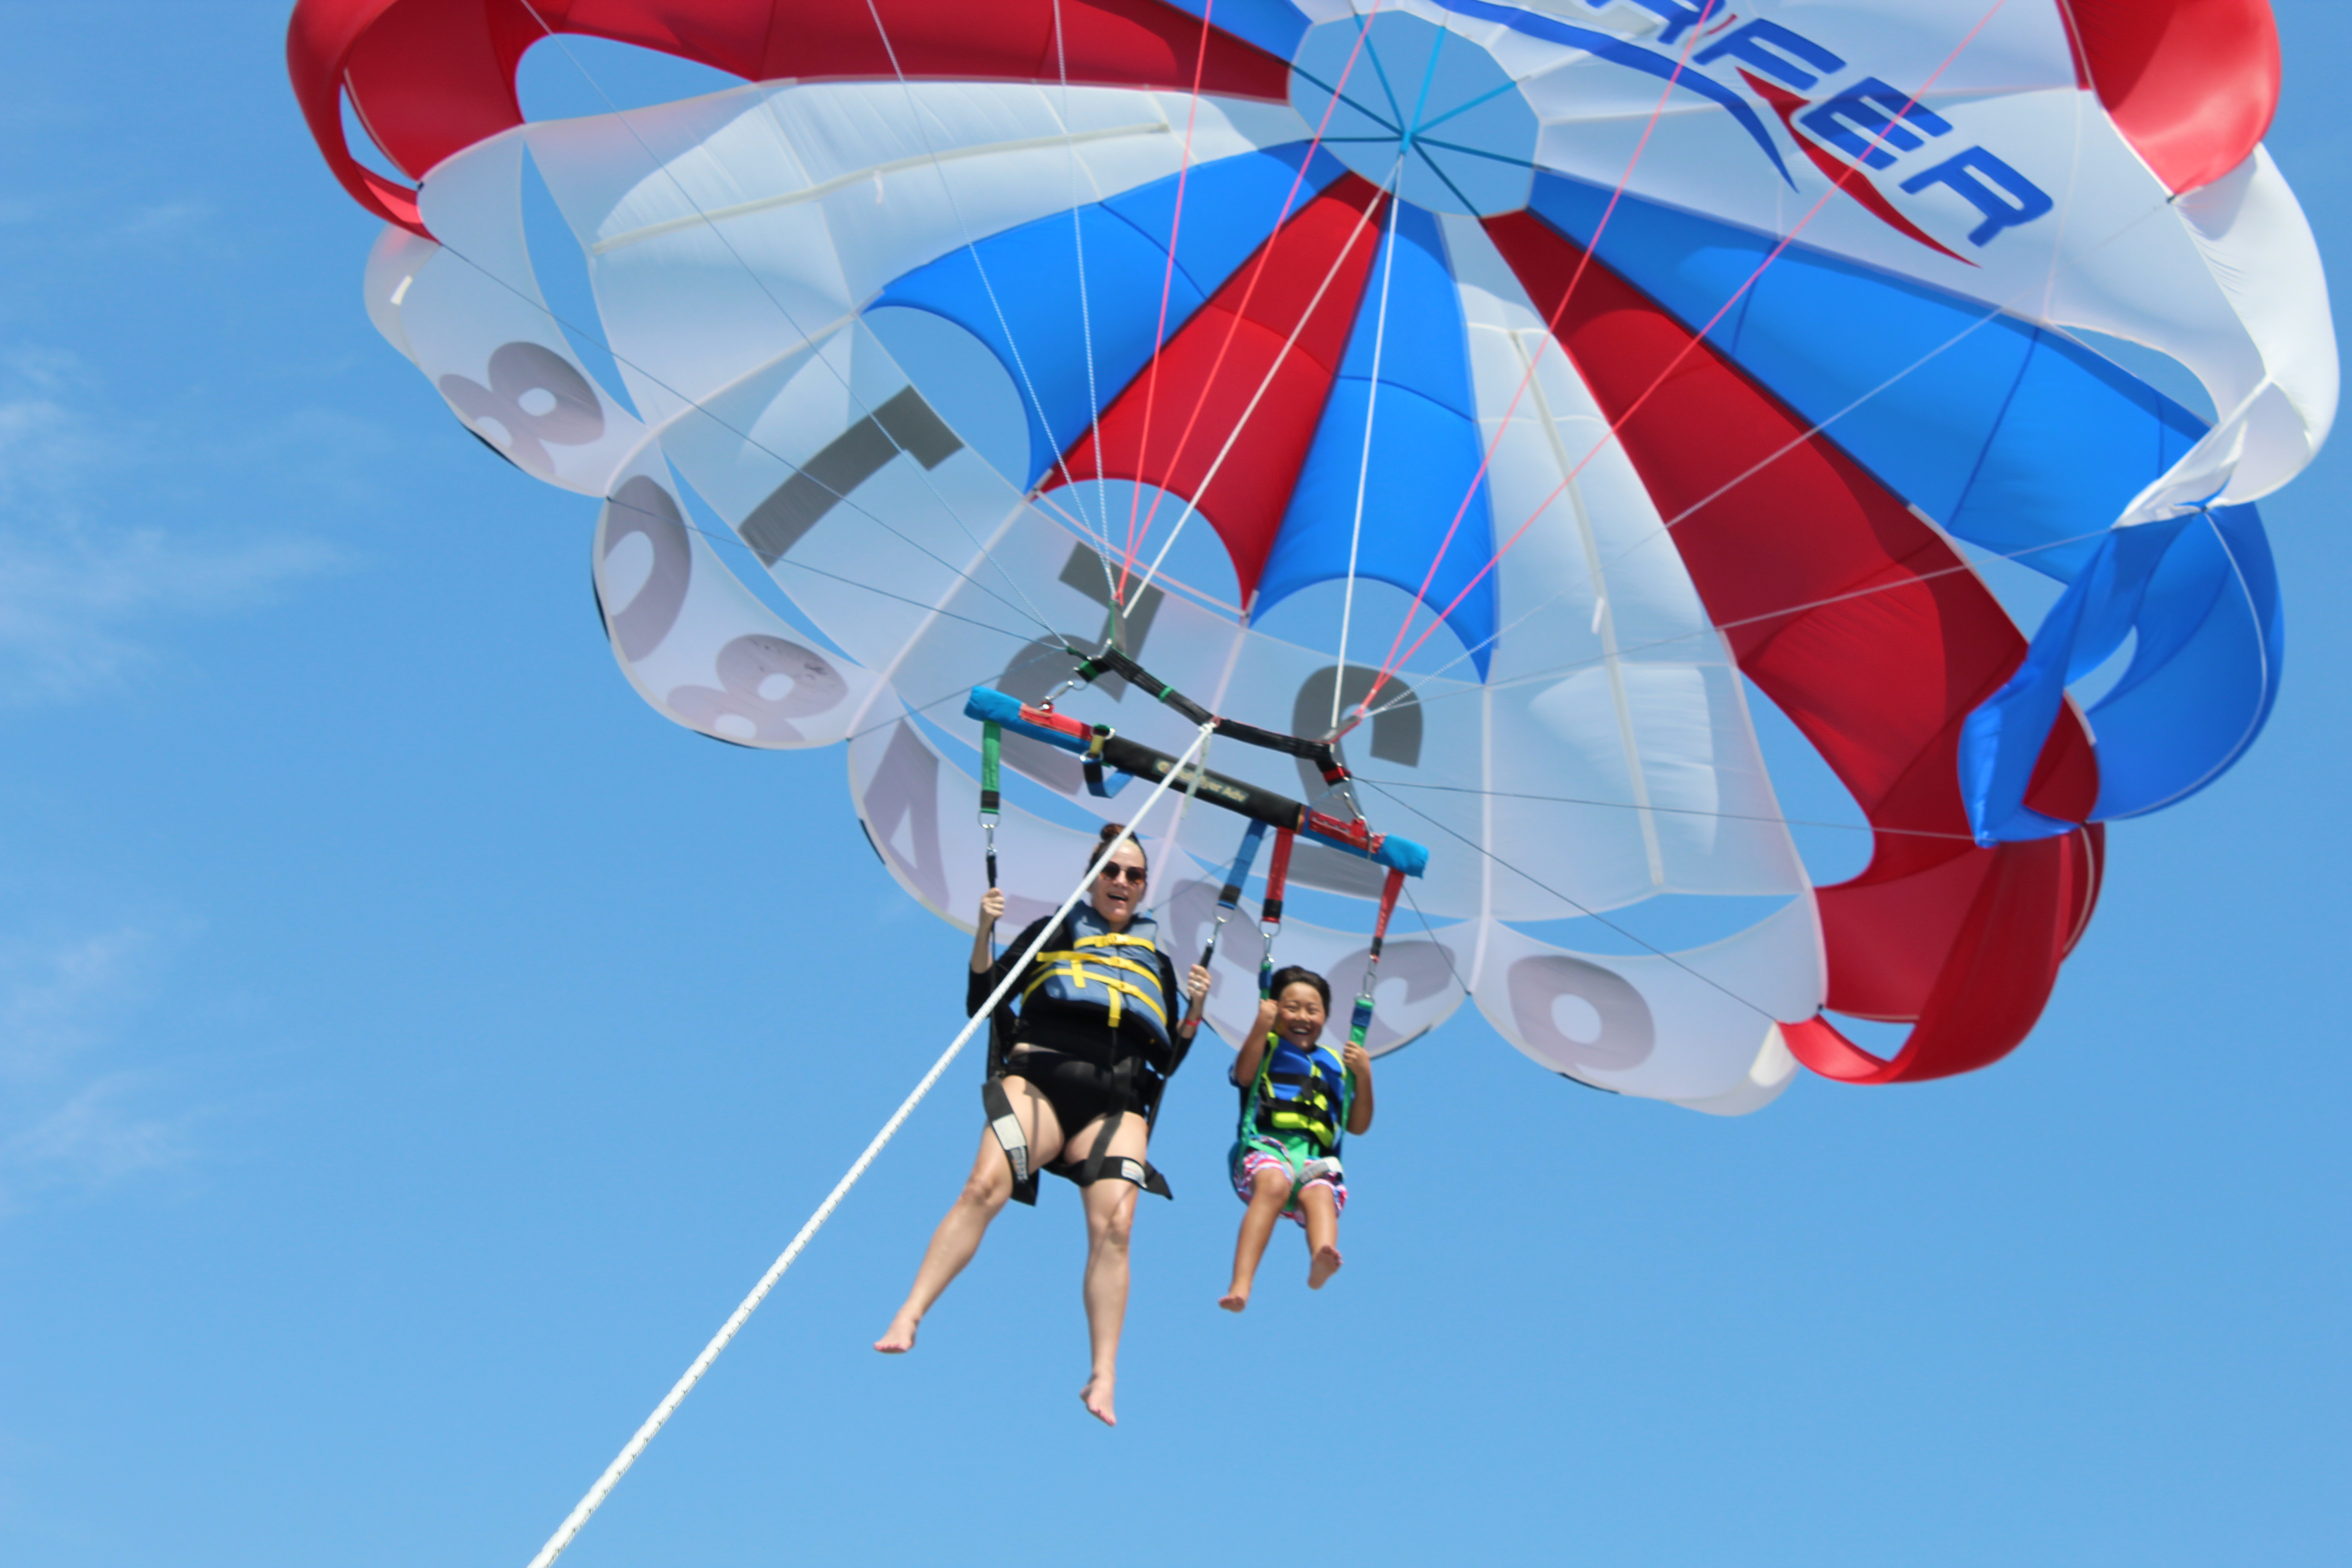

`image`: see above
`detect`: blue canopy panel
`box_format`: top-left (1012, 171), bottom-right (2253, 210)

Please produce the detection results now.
top-left (1519, 172), bottom-right (2282, 837)
top-left (1524, 171), bottom-right (2210, 578)
top-left (1961, 504), bottom-right (2282, 838)
top-left (867, 141), bottom-right (1348, 488)
top-left (1256, 204), bottom-right (1497, 673)
top-left (1150, 0), bottom-right (1311, 63)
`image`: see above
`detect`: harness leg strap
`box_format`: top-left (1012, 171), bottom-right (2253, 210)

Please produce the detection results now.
top-left (1072, 1106), bottom-right (1173, 1199)
top-left (981, 1078), bottom-right (1039, 1207)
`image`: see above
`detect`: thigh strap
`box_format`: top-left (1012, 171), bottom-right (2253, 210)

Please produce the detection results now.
top-left (980, 1078), bottom-right (1039, 1207)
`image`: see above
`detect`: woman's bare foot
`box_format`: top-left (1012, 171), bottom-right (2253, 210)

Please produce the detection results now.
top-left (1218, 1287), bottom-right (1250, 1313)
top-left (1079, 1374), bottom-right (1118, 1426)
top-left (872, 1312), bottom-right (920, 1353)
top-left (1307, 1245), bottom-right (1343, 1289)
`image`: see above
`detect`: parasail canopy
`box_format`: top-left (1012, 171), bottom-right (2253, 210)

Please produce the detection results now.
top-left (290, 0), bottom-right (2334, 1109)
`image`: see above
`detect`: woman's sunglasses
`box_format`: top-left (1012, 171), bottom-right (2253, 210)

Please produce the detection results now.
top-left (1097, 865), bottom-right (1148, 886)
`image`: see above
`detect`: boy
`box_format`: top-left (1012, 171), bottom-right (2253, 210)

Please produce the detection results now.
top-left (1219, 965), bottom-right (1374, 1311)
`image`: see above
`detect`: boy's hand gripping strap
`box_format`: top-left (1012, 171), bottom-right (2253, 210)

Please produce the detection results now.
top-left (1347, 868), bottom-right (1409, 1050)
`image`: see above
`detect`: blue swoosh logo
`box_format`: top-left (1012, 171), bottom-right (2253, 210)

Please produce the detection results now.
top-left (1426, 0), bottom-right (1795, 186)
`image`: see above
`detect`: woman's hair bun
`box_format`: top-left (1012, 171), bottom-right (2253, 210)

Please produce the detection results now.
top-left (1089, 822), bottom-right (1146, 872)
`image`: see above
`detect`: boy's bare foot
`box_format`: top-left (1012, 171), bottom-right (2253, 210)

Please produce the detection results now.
top-left (1218, 1288), bottom-right (1249, 1313)
top-left (872, 1312), bottom-right (920, 1353)
top-left (1079, 1374), bottom-right (1117, 1426)
top-left (1307, 1245), bottom-right (1343, 1289)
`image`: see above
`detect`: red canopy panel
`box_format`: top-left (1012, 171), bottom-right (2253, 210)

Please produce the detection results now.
top-left (287, 0), bottom-right (1289, 235)
top-left (1484, 209), bottom-right (2105, 1085)
top-left (2061, 0), bottom-right (2281, 193)
top-left (1050, 177), bottom-right (1386, 603)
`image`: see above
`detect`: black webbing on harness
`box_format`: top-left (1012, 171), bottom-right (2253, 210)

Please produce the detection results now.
top-left (980, 1077), bottom-right (1039, 1206)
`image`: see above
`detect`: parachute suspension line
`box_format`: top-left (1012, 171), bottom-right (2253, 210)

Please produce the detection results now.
top-left (519, 722), bottom-right (1216, 1568)
top-left (1348, 144), bottom-right (2178, 721)
top-left (426, 238), bottom-right (1063, 645)
top-left (1118, 1), bottom-right (1395, 604)
top-left (1354, 0), bottom-right (2016, 715)
top-left (1050, 0), bottom-right (1118, 578)
top-left (1348, 142), bottom-right (2200, 719)
top-left (1259, 826), bottom-right (1296, 999)
top-left (1356, 776), bottom-right (1979, 842)
top-left (1352, 516), bottom-right (2130, 732)
top-left (854, 0), bottom-right (1133, 575)
top-left (1359, 778), bottom-right (1783, 1024)
top-left (1198, 818), bottom-right (1269, 972)
top-left (1329, 0), bottom-right (1726, 720)
top-left (1118, 0), bottom-right (1220, 595)
top-left (1333, 174), bottom-right (1406, 733)
top-left (1121, 174), bottom-right (1399, 615)
top-left (506, 7), bottom-right (1069, 644)
top-left (1347, 868), bottom-right (1409, 1051)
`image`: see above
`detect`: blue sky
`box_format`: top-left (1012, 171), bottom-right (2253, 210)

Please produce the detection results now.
top-left (2, 4), bottom-right (2347, 1564)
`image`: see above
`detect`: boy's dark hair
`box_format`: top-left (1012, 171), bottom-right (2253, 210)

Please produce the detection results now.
top-left (1266, 965), bottom-right (1331, 1011)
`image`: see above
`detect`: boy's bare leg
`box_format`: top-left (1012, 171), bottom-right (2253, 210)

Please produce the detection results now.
top-left (1300, 1182), bottom-right (1343, 1289)
top-left (875, 1078), bottom-right (1060, 1352)
top-left (1220, 1166), bottom-right (1293, 1312)
top-left (1066, 1111), bottom-right (1149, 1426)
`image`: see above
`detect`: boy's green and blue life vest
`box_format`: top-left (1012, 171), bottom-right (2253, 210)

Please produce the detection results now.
top-left (1242, 1034), bottom-right (1353, 1157)
top-left (1019, 904), bottom-right (1173, 1052)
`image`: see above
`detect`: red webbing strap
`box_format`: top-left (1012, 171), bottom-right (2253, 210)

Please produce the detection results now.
top-left (1346, 868), bottom-right (1409, 1049)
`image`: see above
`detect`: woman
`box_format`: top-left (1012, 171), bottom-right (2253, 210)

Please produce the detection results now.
top-left (874, 823), bottom-right (1211, 1426)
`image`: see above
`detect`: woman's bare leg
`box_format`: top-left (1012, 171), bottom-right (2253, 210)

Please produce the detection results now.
top-left (874, 1077), bottom-right (1062, 1352)
top-left (1220, 1166), bottom-right (1294, 1312)
top-left (1063, 1112), bottom-right (1149, 1426)
top-left (1299, 1182), bottom-right (1342, 1289)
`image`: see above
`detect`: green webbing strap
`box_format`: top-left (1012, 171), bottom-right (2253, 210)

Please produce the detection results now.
top-left (980, 719), bottom-right (1002, 889)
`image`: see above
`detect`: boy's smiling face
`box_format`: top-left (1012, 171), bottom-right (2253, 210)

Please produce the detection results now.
top-left (1274, 980), bottom-right (1328, 1044)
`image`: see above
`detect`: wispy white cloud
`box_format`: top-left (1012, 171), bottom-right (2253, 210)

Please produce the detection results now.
top-left (0, 926), bottom-right (155, 1077)
top-left (0, 926), bottom-right (196, 1215)
top-left (0, 1073), bottom-right (191, 1214)
top-left (0, 346), bottom-right (353, 704)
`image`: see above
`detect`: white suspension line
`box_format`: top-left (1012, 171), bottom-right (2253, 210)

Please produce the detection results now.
top-left (1332, 170), bottom-right (1405, 731)
top-left (505, 3), bottom-right (1068, 640)
top-left (1052, 0), bottom-right (1119, 592)
top-left (854, 0), bottom-right (1137, 580)
top-left (1341, 187), bottom-right (2180, 727)
top-left (522, 719), bottom-right (1217, 1568)
top-left (429, 237), bottom-right (1063, 644)
top-left (1120, 172), bottom-right (1400, 614)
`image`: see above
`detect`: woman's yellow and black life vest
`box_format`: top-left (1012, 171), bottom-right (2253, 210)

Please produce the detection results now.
top-left (1243, 1034), bottom-right (1352, 1157)
top-left (1018, 903), bottom-right (1175, 1051)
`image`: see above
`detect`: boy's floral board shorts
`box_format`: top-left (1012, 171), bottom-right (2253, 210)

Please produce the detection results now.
top-left (1229, 1133), bottom-right (1346, 1224)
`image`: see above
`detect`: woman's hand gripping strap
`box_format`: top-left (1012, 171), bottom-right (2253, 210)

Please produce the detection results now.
top-left (1348, 868), bottom-right (1409, 1050)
